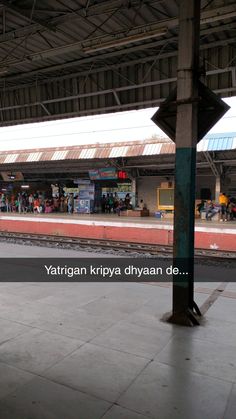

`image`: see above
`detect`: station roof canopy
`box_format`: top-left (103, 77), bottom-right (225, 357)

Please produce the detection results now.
top-left (0, 0), bottom-right (236, 126)
top-left (0, 133), bottom-right (236, 165)
top-left (0, 133), bottom-right (236, 180)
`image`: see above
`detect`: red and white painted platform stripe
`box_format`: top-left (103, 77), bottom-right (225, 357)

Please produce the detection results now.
top-left (0, 215), bottom-right (235, 251)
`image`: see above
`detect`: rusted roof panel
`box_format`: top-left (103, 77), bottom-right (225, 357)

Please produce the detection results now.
top-left (15, 153), bottom-right (30, 163)
top-left (126, 145), bottom-right (145, 157)
top-left (94, 147), bottom-right (111, 159)
top-left (0, 156), bottom-right (7, 164)
top-left (66, 150), bottom-right (82, 160)
top-left (160, 143), bottom-right (176, 154)
top-left (0, 134), bottom-right (235, 166)
top-left (40, 151), bottom-right (55, 161)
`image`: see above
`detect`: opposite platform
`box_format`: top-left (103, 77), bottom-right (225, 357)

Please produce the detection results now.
top-left (0, 213), bottom-right (235, 251)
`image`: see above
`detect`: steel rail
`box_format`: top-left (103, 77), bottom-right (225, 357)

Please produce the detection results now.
top-left (0, 231), bottom-right (235, 260)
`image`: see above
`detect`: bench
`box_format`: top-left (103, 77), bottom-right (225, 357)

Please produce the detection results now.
top-left (120, 209), bottom-right (150, 217)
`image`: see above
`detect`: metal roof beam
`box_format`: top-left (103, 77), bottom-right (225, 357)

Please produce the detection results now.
top-left (0, 0), bottom-right (56, 32)
top-left (0, 67), bottom-right (234, 110)
top-left (1, 35), bottom-right (236, 86)
top-left (1, 4), bottom-right (236, 73)
top-left (204, 151), bottom-right (220, 177)
top-left (5, 64), bottom-right (236, 97)
top-left (0, 0), bottom-right (161, 43)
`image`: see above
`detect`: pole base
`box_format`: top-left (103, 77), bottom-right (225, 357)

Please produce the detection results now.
top-left (163, 308), bottom-right (200, 326)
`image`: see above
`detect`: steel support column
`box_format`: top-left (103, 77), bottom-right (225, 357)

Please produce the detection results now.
top-left (168, 0), bottom-right (201, 326)
top-left (215, 175), bottom-right (221, 202)
top-left (131, 178), bottom-right (137, 208)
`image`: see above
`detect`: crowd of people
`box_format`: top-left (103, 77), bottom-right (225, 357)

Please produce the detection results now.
top-left (0, 192), bottom-right (74, 214)
top-left (197, 192), bottom-right (236, 221)
top-left (0, 190), bottom-right (135, 215)
top-left (1, 189), bottom-right (235, 220)
top-left (101, 192), bottom-right (132, 215)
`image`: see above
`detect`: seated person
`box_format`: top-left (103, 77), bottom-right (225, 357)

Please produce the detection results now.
top-left (116, 199), bottom-right (125, 216)
top-left (227, 197), bottom-right (236, 220)
top-left (196, 199), bottom-right (205, 214)
top-left (139, 199), bottom-right (147, 210)
top-left (124, 193), bottom-right (132, 209)
top-left (205, 200), bottom-right (219, 220)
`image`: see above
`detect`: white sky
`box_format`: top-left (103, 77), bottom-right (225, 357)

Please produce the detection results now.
top-left (0, 97), bottom-right (235, 152)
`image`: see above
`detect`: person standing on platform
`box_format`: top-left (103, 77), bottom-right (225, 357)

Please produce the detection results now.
top-left (101, 195), bottom-right (106, 213)
top-left (125, 193), bottom-right (131, 209)
top-left (5, 196), bottom-right (10, 212)
top-left (28, 194), bottom-right (34, 213)
top-left (108, 193), bottom-right (114, 213)
top-left (68, 194), bottom-right (74, 214)
top-left (219, 192), bottom-right (228, 222)
top-left (60, 196), bottom-right (65, 213)
top-left (113, 192), bottom-right (119, 213)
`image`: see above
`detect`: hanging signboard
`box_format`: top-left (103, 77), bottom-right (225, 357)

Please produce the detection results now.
top-left (73, 179), bottom-right (91, 185)
top-left (89, 168), bottom-right (118, 180)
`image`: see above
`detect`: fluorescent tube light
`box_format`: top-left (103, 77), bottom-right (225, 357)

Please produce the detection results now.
top-left (83, 27), bottom-right (167, 54)
top-left (0, 67), bottom-right (8, 76)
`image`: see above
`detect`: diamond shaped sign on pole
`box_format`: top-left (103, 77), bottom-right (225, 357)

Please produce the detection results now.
top-left (151, 81), bottom-right (230, 141)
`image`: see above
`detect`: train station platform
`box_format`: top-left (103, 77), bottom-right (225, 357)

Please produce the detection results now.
top-left (0, 242), bottom-right (235, 419)
top-left (0, 213), bottom-right (235, 251)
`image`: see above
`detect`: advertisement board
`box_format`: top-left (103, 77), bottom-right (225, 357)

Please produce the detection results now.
top-left (78, 183), bottom-right (95, 200)
top-left (89, 168), bottom-right (118, 180)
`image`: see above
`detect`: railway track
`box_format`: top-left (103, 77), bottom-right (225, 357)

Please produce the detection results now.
top-left (0, 231), bottom-right (235, 261)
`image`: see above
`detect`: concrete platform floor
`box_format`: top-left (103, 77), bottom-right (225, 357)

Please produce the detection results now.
top-left (0, 244), bottom-right (235, 418)
top-left (1, 211), bottom-right (236, 228)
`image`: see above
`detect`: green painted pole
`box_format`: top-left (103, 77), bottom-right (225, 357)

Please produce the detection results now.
top-left (168, 0), bottom-right (201, 325)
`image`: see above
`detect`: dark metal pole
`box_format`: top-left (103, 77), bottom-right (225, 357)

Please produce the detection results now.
top-left (168, 0), bottom-right (201, 326)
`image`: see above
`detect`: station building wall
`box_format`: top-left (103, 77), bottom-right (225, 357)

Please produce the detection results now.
top-left (196, 175), bottom-right (236, 200)
top-left (137, 174), bottom-right (219, 213)
top-left (137, 176), bottom-right (171, 213)
top-left (195, 175), bottom-right (215, 200)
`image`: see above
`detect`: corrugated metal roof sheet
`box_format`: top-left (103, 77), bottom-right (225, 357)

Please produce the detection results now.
top-left (143, 143), bottom-right (162, 155)
top-left (0, 156), bottom-right (6, 164)
top-left (4, 154), bottom-right (18, 164)
top-left (197, 133), bottom-right (236, 152)
top-left (94, 147), bottom-right (111, 159)
top-left (197, 139), bottom-right (208, 152)
top-left (15, 153), bottom-right (30, 163)
top-left (0, 134), bottom-right (236, 165)
top-left (51, 150), bottom-right (69, 160)
top-left (208, 137), bottom-right (234, 151)
top-left (26, 152), bottom-right (42, 162)
top-left (109, 146), bottom-right (129, 158)
top-left (160, 143), bottom-right (176, 154)
top-left (79, 148), bottom-right (96, 159)
top-left (126, 145), bottom-right (145, 157)
top-left (66, 150), bottom-right (82, 159)
top-left (0, 0), bottom-right (235, 126)
top-left (40, 151), bottom-right (55, 161)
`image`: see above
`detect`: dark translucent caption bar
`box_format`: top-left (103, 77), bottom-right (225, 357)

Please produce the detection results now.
top-left (0, 258), bottom-right (235, 282)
